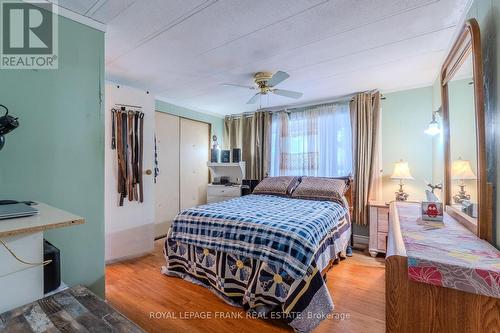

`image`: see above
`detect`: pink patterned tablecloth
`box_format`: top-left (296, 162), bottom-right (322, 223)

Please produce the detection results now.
top-left (396, 203), bottom-right (500, 299)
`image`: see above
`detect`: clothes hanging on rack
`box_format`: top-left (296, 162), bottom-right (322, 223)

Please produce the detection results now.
top-left (154, 133), bottom-right (159, 184)
top-left (111, 106), bottom-right (145, 206)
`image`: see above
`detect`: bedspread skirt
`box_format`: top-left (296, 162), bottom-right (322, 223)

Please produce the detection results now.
top-left (162, 222), bottom-right (351, 333)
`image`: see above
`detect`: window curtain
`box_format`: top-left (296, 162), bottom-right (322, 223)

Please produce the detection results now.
top-left (350, 91), bottom-right (382, 225)
top-left (223, 111), bottom-right (272, 180)
top-left (270, 103), bottom-right (352, 177)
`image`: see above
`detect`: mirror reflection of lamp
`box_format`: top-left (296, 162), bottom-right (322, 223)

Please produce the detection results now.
top-left (451, 157), bottom-right (476, 203)
top-left (390, 160), bottom-right (414, 201)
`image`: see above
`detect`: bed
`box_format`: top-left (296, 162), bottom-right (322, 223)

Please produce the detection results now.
top-left (162, 177), bottom-right (353, 333)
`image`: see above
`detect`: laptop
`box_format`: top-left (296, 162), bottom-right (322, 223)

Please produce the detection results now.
top-left (0, 203), bottom-right (39, 220)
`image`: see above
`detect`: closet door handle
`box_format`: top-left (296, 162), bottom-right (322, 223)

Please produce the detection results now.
top-left (145, 169), bottom-right (152, 175)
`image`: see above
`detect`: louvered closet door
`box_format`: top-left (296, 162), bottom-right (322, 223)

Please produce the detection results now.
top-left (180, 118), bottom-right (210, 210)
top-left (154, 112), bottom-right (180, 238)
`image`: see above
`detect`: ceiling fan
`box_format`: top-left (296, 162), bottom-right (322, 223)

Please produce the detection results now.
top-left (223, 71), bottom-right (303, 104)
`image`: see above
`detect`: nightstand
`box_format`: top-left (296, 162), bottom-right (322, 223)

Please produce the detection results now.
top-left (207, 184), bottom-right (242, 203)
top-left (368, 201), bottom-right (390, 257)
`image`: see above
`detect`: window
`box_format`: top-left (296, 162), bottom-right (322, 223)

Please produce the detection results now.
top-left (270, 103), bottom-right (352, 177)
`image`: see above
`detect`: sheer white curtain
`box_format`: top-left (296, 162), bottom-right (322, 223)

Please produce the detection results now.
top-left (270, 103), bottom-right (352, 177)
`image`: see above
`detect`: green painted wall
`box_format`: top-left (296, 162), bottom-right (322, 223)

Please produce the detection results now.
top-left (448, 78), bottom-right (478, 201)
top-left (155, 100), bottom-right (224, 145)
top-left (465, 0), bottom-right (500, 247)
top-left (431, 77), bottom-right (445, 187)
top-left (351, 86), bottom-right (436, 237)
top-left (0, 16), bottom-right (105, 295)
top-left (431, 0), bottom-right (500, 247)
top-left (469, 0), bottom-right (500, 248)
top-left (381, 87), bottom-right (434, 202)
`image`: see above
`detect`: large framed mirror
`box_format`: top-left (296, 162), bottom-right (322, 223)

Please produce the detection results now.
top-left (441, 18), bottom-right (492, 242)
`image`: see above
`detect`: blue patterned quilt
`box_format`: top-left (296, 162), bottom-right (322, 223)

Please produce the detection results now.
top-left (169, 194), bottom-right (348, 279)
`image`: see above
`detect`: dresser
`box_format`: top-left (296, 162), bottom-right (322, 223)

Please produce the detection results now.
top-left (368, 201), bottom-right (390, 257)
top-left (386, 202), bottom-right (500, 332)
top-left (207, 184), bottom-right (242, 203)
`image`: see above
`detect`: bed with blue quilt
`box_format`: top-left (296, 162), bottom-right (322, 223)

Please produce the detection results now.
top-left (162, 192), bottom-right (352, 333)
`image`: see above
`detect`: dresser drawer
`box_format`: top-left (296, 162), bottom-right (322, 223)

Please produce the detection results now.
top-left (377, 232), bottom-right (387, 251)
top-left (369, 202), bottom-right (390, 257)
top-left (207, 195), bottom-right (229, 204)
top-left (207, 186), bottom-right (241, 197)
top-left (377, 208), bottom-right (389, 233)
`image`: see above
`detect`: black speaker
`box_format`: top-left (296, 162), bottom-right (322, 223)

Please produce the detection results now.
top-left (221, 150), bottom-right (231, 163)
top-left (232, 148), bottom-right (241, 163)
top-left (242, 179), bottom-right (260, 194)
top-left (43, 240), bottom-right (61, 294)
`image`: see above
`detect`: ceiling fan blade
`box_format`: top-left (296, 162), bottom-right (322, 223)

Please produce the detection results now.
top-left (246, 93), bottom-right (261, 104)
top-left (268, 71), bottom-right (290, 87)
top-left (273, 89), bottom-right (303, 99)
top-left (222, 83), bottom-right (256, 90)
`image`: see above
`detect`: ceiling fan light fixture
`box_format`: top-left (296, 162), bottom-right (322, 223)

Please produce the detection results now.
top-left (225, 70), bottom-right (303, 105)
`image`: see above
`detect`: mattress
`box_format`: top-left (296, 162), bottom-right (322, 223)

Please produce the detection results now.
top-left (168, 194), bottom-right (348, 279)
top-left (163, 194), bottom-right (351, 332)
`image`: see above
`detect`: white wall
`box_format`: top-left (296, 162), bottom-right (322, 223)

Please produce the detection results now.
top-left (105, 83), bottom-right (155, 262)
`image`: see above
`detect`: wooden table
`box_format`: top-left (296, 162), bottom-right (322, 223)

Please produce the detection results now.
top-left (0, 203), bottom-right (84, 313)
top-left (0, 285), bottom-right (144, 332)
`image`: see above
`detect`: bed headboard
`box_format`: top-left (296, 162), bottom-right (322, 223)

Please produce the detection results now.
top-left (333, 176), bottom-right (354, 220)
top-left (261, 175), bottom-right (355, 222)
top-left (313, 175), bottom-right (354, 222)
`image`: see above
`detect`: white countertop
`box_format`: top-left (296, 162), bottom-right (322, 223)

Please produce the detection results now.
top-left (0, 203), bottom-right (85, 238)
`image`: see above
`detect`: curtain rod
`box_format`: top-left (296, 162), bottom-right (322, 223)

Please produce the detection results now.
top-left (265, 93), bottom-right (356, 112)
top-left (226, 94), bottom-right (353, 119)
top-left (226, 90), bottom-right (383, 118)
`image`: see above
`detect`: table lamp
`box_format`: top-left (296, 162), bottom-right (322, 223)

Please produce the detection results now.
top-left (451, 158), bottom-right (476, 203)
top-left (390, 160), bottom-right (414, 201)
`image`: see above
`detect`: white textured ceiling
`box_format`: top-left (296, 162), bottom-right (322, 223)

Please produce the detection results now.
top-left (54, 0), bottom-right (470, 116)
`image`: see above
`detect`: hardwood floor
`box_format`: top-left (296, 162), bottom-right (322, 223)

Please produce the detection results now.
top-left (106, 240), bottom-right (386, 333)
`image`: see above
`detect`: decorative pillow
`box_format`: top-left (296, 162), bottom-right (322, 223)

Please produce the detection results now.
top-left (252, 176), bottom-right (300, 196)
top-left (291, 177), bottom-right (349, 203)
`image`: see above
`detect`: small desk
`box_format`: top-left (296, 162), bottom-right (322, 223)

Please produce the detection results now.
top-left (386, 202), bottom-right (500, 332)
top-left (0, 203), bottom-right (84, 314)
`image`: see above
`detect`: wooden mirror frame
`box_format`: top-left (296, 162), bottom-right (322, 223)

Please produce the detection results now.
top-left (441, 18), bottom-right (492, 242)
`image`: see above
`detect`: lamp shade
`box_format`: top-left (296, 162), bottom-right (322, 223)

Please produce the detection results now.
top-left (390, 160), bottom-right (414, 180)
top-left (424, 110), bottom-right (441, 136)
top-left (451, 159), bottom-right (476, 180)
top-left (424, 120), bottom-right (441, 136)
